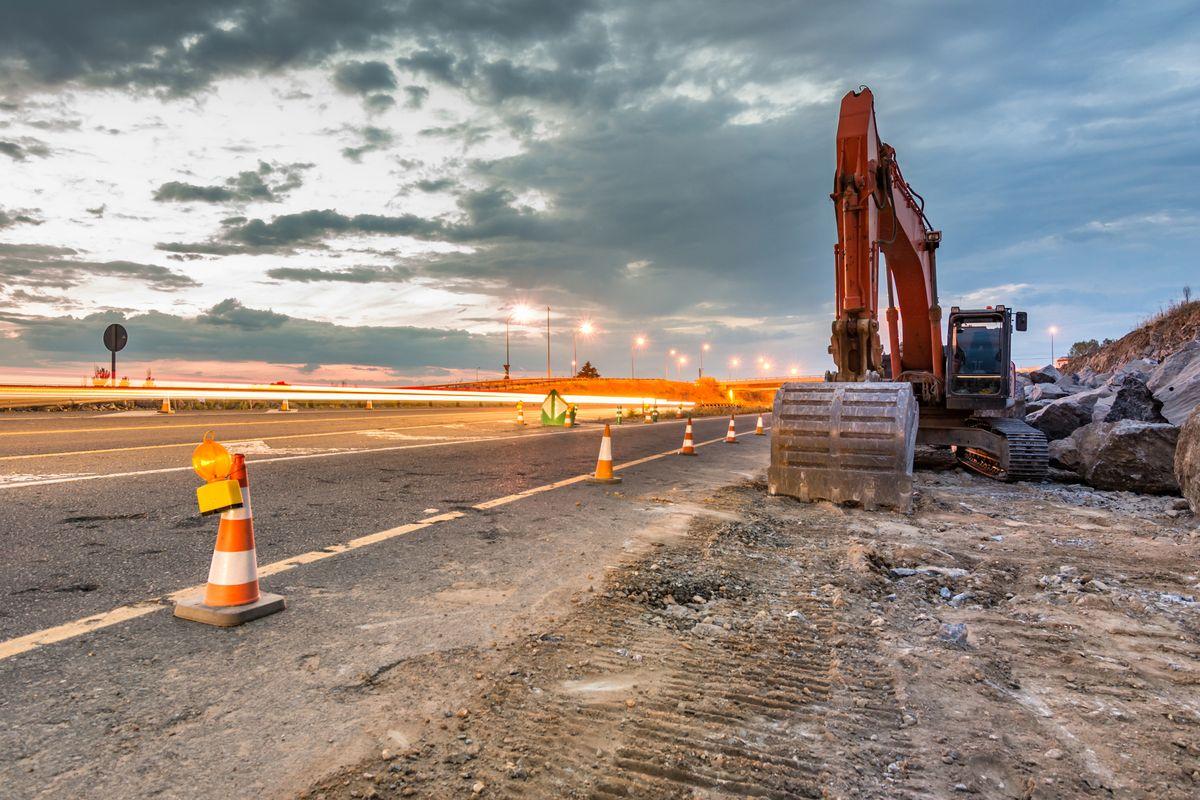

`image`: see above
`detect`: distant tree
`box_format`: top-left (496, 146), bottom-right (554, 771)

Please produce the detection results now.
top-left (575, 360), bottom-right (600, 378)
top-left (1184, 285), bottom-right (1193, 304)
top-left (1068, 339), bottom-right (1101, 359)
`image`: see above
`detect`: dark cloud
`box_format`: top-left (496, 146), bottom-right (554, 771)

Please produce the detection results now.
top-left (0, 137), bottom-right (49, 160)
top-left (265, 265), bottom-right (415, 284)
top-left (224, 208), bottom-right (445, 247)
top-left (0, 242), bottom-right (199, 294)
top-left (413, 178), bottom-right (456, 193)
top-left (365, 93), bottom-right (396, 111)
top-left (341, 125), bottom-right (394, 162)
top-left (417, 121), bottom-right (491, 147)
top-left (0, 207), bottom-right (42, 228)
top-left (403, 85), bottom-right (429, 109)
top-left (0, 0), bottom-right (594, 96)
top-left (152, 160), bottom-right (311, 203)
top-left (1, 301), bottom-right (502, 373)
top-left (332, 60), bottom-right (396, 94)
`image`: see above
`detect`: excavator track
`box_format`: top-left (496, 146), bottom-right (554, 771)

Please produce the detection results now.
top-left (956, 417), bottom-right (1049, 482)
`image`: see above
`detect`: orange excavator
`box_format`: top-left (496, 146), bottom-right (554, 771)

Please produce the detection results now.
top-left (769, 87), bottom-right (1048, 511)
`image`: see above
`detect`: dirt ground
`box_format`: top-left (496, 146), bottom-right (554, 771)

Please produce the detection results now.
top-left (303, 457), bottom-right (1200, 799)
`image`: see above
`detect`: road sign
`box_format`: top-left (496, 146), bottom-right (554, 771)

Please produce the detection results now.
top-left (102, 323), bottom-right (127, 388)
top-left (103, 323), bottom-right (128, 353)
top-left (540, 389), bottom-right (569, 426)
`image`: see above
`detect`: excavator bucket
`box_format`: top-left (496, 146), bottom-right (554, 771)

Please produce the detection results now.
top-left (769, 382), bottom-right (919, 512)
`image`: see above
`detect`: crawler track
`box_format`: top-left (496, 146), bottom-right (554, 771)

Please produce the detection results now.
top-left (957, 417), bottom-right (1049, 482)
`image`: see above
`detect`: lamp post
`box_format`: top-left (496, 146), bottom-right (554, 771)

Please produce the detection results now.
top-left (504, 304), bottom-right (532, 380)
top-left (632, 336), bottom-right (646, 378)
top-left (677, 355), bottom-right (687, 380)
top-left (729, 357), bottom-right (740, 381)
top-left (1048, 325), bottom-right (1058, 365)
top-left (666, 348), bottom-right (675, 380)
top-left (574, 320), bottom-right (594, 377)
top-left (699, 342), bottom-right (710, 379)
top-left (545, 306), bottom-right (552, 378)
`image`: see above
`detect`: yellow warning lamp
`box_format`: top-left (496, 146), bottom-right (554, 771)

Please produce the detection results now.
top-left (192, 431), bottom-right (244, 516)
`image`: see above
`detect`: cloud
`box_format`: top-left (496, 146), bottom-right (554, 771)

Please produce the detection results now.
top-left (152, 160), bottom-right (312, 203)
top-left (365, 93), bottom-right (396, 112)
top-left (332, 60), bottom-right (397, 94)
top-left (340, 125), bottom-right (394, 162)
top-left (402, 85), bottom-right (429, 109)
top-left (0, 242), bottom-right (199, 294)
top-left (0, 0), bottom-right (594, 96)
top-left (224, 208), bottom-right (446, 247)
top-left (1, 300), bottom-right (501, 373)
top-left (0, 207), bottom-right (42, 228)
top-left (265, 265), bottom-right (415, 284)
top-left (0, 137), bottom-right (49, 160)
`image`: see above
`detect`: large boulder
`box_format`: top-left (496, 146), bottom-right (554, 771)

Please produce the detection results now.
top-left (1103, 375), bottom-right (1168, 423)
top-left (1148, 340), bottom-right (1200, 425)
top-left (1074, 420), bottom-right (1180, 494)
top-left (1177, 408), bottom-right (1200, 512)
top-left (1108, 358), bottom-right (1158, 385)
top-left (1029, 383), bottom-right (1070, 402)
top-left (1028, 364), bottom-right (1063, 384)
top-left (1048, 437), bottom-right (1081, 471)
top-left (1026, 386), bottom-right (1112, 441)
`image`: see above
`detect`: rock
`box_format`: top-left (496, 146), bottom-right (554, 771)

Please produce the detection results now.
top-left (472, 781), bottom-right (485, 794)
top-left (1176, 407), bottom-right (1200, 513)
top-left (937, 622), bottom-right (969, 648)
top-left (1028, 365), bottom-right (1063, 384)
top-left (1027, 387), bottom-right (1112, 441)
top-left (1075, 420), bottom-right (1181, 494)
top-left (1148, 340), bottom-right (1200, 425)
top-left (691, 622), bottom-right (731, 638)
top-left (662, 604), bottom-right (694, 620)
top-left (1028, 383), bottom-right (1070, 402)
top-left (1045, 748), bottom-right (1064, 760)
top-left (1108, 358), bottom-right (1157, 384)
top-left (1104, 375), bottom-right (1167, 423)
top-left (1048, 437), bottom-right (1081, 471)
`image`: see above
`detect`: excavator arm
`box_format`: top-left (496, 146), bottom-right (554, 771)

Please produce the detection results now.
top-left (830, 87), bottom-right (944, 391)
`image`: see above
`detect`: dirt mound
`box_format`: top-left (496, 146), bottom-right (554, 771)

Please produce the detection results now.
top-left (1067, 300), bottom-right (1200, 374)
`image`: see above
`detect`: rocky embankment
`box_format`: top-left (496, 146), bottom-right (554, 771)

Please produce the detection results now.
top-left (1021, 338), bottom-right (1200, 509)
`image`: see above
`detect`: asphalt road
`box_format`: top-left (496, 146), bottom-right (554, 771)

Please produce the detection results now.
top-left (0, 404), bottom-right (772, 798)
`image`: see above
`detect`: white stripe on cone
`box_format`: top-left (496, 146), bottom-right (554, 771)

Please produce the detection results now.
top-left (224, 487), bottom-right (253, 520)
top-left (207, 549), bottom-right (259, 586)
top-left (599, 435), bottom-right (613, 461)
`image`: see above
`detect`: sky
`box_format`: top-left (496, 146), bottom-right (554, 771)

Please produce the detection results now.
top-left (1, 1), bottom-right (1198, 385)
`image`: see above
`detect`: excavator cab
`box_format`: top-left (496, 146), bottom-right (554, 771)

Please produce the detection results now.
top-left (945, 306), bottom-right (1016, 410)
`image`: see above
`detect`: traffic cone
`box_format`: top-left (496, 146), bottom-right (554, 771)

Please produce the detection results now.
top-left (643, 407), bottom-right (651, 424)
top-left (517, 402), bottom-right (525, 426)
top-left (158, 398), bottom-right (174, 415)
top-left (725, 414), bottom-right (739, 444)
top-left (679, 417), bottom-right (698, 456)
top-left (280, 399), bottom-right (294, 413)
top-left (616, 405), bottom-right (623, 424)
top-left (174, 455), bottom-right (284, 626)
top-left (365, 399), bottom-right (374, 411)
top-left (755, 414), bottom-right (765, 435)
top-left (588, 424), bottom-right (622, 484)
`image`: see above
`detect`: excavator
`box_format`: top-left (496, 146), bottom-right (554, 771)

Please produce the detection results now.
top-left (768, 87), bottom-right (1048, 511)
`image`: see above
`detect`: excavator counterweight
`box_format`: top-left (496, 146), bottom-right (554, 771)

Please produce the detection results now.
top-left (770, 88), bottom-right (1047, 511)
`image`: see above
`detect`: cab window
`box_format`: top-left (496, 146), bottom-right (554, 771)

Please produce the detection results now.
top-left (951, 319), bottom-right (1003, 395)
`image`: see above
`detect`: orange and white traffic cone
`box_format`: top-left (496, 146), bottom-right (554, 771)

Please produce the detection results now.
top-left (679, 417), bottom-right (698, 456)
top-left (158, 398), bottom-right (174, 415)
top-left (588, 424), bottom-right (622, 484)
top-left (643, 407), bottom-right (651, 424)
top-left (175, 454), bottom-right (285, 626)
top-left (365, 399), bottom-right (374, 411)
top-left (517, 402), bottom-right (525, 426)
top-left (755, 414), bottom-right (765, 435)
top-left (725, 414), bottom-right (739, 444)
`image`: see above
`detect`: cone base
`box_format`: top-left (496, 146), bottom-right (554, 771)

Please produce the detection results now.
top-left (173, 592), bottom-right (285, 627)
top-left (588, 476), bottom-right (623, 484)
top-left (679, 451), bottom-right (698, 456)
top-left (725, 439), bottom-right (739, 444)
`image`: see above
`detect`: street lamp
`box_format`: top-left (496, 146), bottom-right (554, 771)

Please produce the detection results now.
top-left (666, 348), bottom-right (676, 380)
top-left (1048, 325), bottom-right (1059, 365)
top-left (729, 356), bottom-right (740, 381)
top-left (574, 320), bottom-right (594, 376)
top-left (545, 306), bottom-right (552, 378)
top-left (504, 303), bottom-right (532, 380)
top-left (677, 355), bottom-right (688, 381)
top-left (699, 342), bottom-right (710, 379)
top-left (632, 335), bottom-right (646, 378)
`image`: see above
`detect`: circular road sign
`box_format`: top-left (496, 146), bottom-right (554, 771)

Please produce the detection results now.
top-left (103, 323), bottom-right (128, 353)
